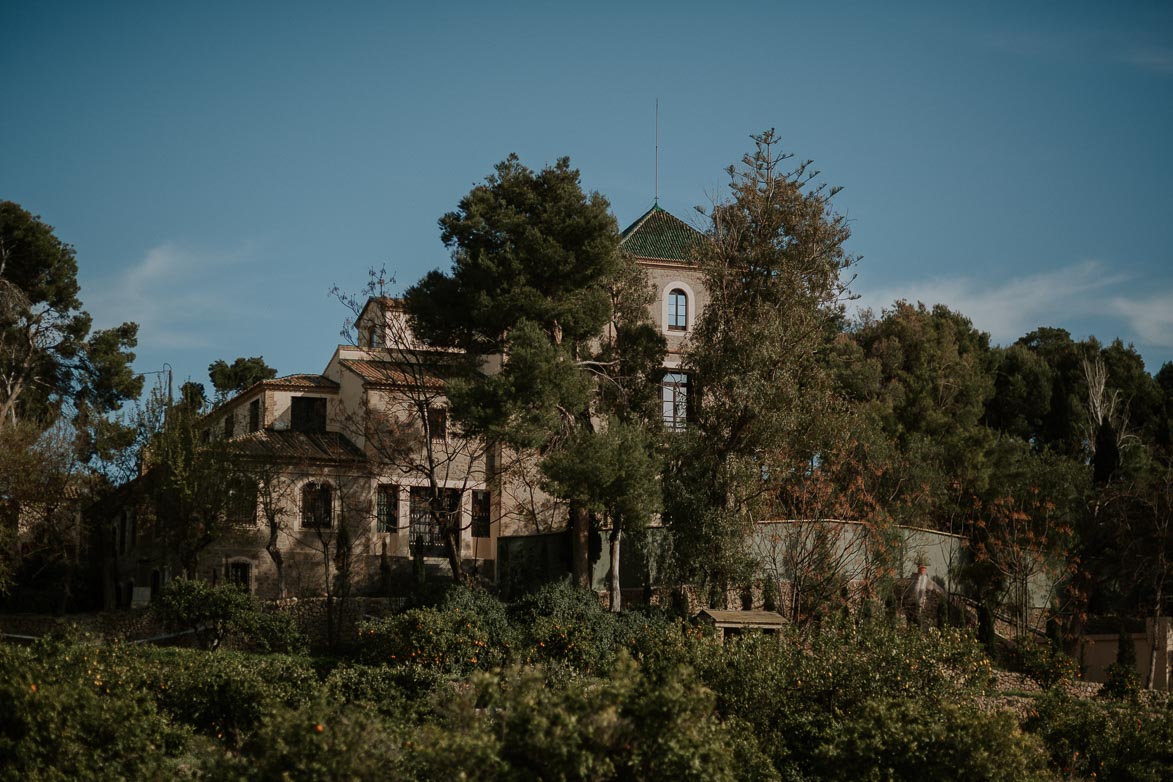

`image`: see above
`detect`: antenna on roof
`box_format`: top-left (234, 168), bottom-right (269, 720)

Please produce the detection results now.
top-left (654, 97), bottom-right (659, 206)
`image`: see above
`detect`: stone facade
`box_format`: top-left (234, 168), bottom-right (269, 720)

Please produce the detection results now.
top-left (102, 205), bottom-right (707, 605)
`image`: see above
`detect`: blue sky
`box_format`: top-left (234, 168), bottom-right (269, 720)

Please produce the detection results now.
top-left (2, 1), bottom-right (1171, 393)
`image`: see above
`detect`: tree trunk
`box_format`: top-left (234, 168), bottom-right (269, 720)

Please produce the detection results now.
top-left (265, 529), bottom-right (286, 600)
top-left (443, 523), bottom-right (467, 586)
top-left (320, 546), bottom-right (337, 648)
top-left (608, 527), bottom-right (622, 613)
top-left (570, 502), bottom-right (591, 589)
top-left (1148, 574), bottom-right (1164, 689)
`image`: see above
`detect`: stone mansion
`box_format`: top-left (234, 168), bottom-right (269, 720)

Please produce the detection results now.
top-left (103, 205), bottom-right (707, 605)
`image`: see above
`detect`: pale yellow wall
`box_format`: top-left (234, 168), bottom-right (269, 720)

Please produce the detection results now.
top-left (640, 262), bottom-right (708, 363)
top-left (132, 256), bottom-right (708, 595)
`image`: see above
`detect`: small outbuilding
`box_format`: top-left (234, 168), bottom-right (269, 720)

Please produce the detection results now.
top-left (697, 608), bottom-right (786, 642)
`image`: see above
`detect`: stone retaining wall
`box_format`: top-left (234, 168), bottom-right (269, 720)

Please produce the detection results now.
top-left (0, 609), bottom-right (162, 641)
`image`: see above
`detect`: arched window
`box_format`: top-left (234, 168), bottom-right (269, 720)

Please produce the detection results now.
top-left (301, 482), bottom-right (333, 529)
top-left (668, 289), bottom-right (688, 331)
top-left (367, 325), bottom-right (383, 349)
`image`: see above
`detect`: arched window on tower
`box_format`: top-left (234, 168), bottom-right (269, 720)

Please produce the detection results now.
top-left (668, 289), bottom-right (688, 331)
top-left (366, 325), bottom-right (383, 349)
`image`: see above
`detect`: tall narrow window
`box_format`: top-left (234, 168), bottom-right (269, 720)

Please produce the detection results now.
top-left (301, 482), bottom-right (333, 528)
top-left (376, 484), bottom-right (398, 532)
top-left (248, 399), bottom-right (260, 432)
top-left (223, 412), bottom-right (235, 439)
top-left (227, 478), bottom-right (258, 525)
top-left (662, 372), bottom-right (689, 431)
top-left (367, 325), bottom-right (383, 349)
top-left (472, 489), bottom-right (491, 538)
top-left (426, 406), bottom-right (447, 441)
top-left (668, 289), bottom-right (688, 331)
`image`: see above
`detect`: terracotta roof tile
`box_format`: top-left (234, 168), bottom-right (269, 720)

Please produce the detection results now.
top-left (263, 374), bottom-right (339, 390)
top-left (232, 430), bottom-right (365, 462)
top-left (339, 359), bottom-right (451, 389)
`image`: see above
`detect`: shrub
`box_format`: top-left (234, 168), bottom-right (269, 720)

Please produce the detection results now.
top-left (613, 606), bottom-right (713, 679)
top-left (321, 663), bottom-right (415, 718)
top-left (438, 584), bottom-right (515, 649)
top-left (693, 619), bottom-right (994, 776)
top-left (0, 640), bottom-right (192, 780)
top-left (509, 579), bottom-right (620, 674)
top-left (155, 577), bottom-right (257, 651)
top-left (437, 658), bottom-right (777, 782)
top-left (816, 698), bottom-right (1052, 781)
top-left (236, 609), bottom-right (308, 655)
top-left (1101, 629), bottom-right (1141, 700)
top-left (1005, 637), bottom-right (1078, 689)
top-left (1030, 689), bottom-right (1173, 781)
top-left (1102, 660), bottom-right (1141, 699)
top-left (355, 602), bottom-right (508, 677)
top-left (128, 648), bottom-right (318, 746)
top-left (762, 575), bottom-right (780, 612)
top-left (218, 696), bottom-right (412, 781)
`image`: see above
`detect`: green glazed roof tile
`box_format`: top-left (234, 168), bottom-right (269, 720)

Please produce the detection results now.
top-left (620, 204), bottom-right (703, 262)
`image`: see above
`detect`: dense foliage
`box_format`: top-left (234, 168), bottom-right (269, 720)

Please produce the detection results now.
top-left (6, 584), bottom-right (1171, 781)
top-left (155, 577), bottom-right (307, 654)
top-left (0, 201), bottom-right (142, 606)
top-left (404, 155), bottom-right (666, 593)
top-left (6, 136), bottom-right (1173, 779)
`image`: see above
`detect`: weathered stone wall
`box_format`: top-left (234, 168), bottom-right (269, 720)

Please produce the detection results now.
top-left (0, 609), bottom-right (163, 642)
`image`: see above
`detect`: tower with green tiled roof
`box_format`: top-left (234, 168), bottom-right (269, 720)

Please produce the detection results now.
top-left (620, 204), bottom-right (703, 263)
top-left (620, 202), bottom-right (708, 425)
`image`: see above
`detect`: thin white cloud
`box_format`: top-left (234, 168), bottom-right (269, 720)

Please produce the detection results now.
top-left (1110, 292), bottom-right (1173, 348)
top-left (87, 240), bottom-right (259, 351)
top-left (854, 260), bottom-right (1128, 345)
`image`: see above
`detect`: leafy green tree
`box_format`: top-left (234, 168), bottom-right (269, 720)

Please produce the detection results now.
top-left (155, 576), bottom-right (256, 651)
top-left (1155, 361), bottom-right (1173, 456)
top-left (664, 130), bottom-right (855, 599)
top-left (179, 380), bottom-right (207, 412)
top-left (145, 399), bottom-right (241, 577)
top-left (405, 155), bottom-right (664, 588)
top-left (985, 342), bottom-right (1055, 445)
top-left (208, 356), bottom-right (277, 404)
top-left (0, 420), bottom-right (96, 607)
top-left (851, 302), bottom-right (996, 494)
top-left (542, 419), bottom-right (661, 610)
top-left (0, 201), bottom-right (141, 430)
top-left (967, 439), bottom-right (1086, 637)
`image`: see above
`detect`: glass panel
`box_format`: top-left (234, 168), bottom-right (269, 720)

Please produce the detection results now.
top-left (301, 483), bottom-right (333, 528)
top-left (472, 489), bottom-right (491, 538)
top-left (376, 484), bottom-right (397, 532)
top-left (668, 290), bottom-right (687, 330)
top-left (409, 487), bottom-right (457, 556)
top-left (662, 372), bottom-right (688, 430)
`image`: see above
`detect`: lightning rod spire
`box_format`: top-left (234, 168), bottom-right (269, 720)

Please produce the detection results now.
top-left (655, 98), bottom-right (659, 206)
